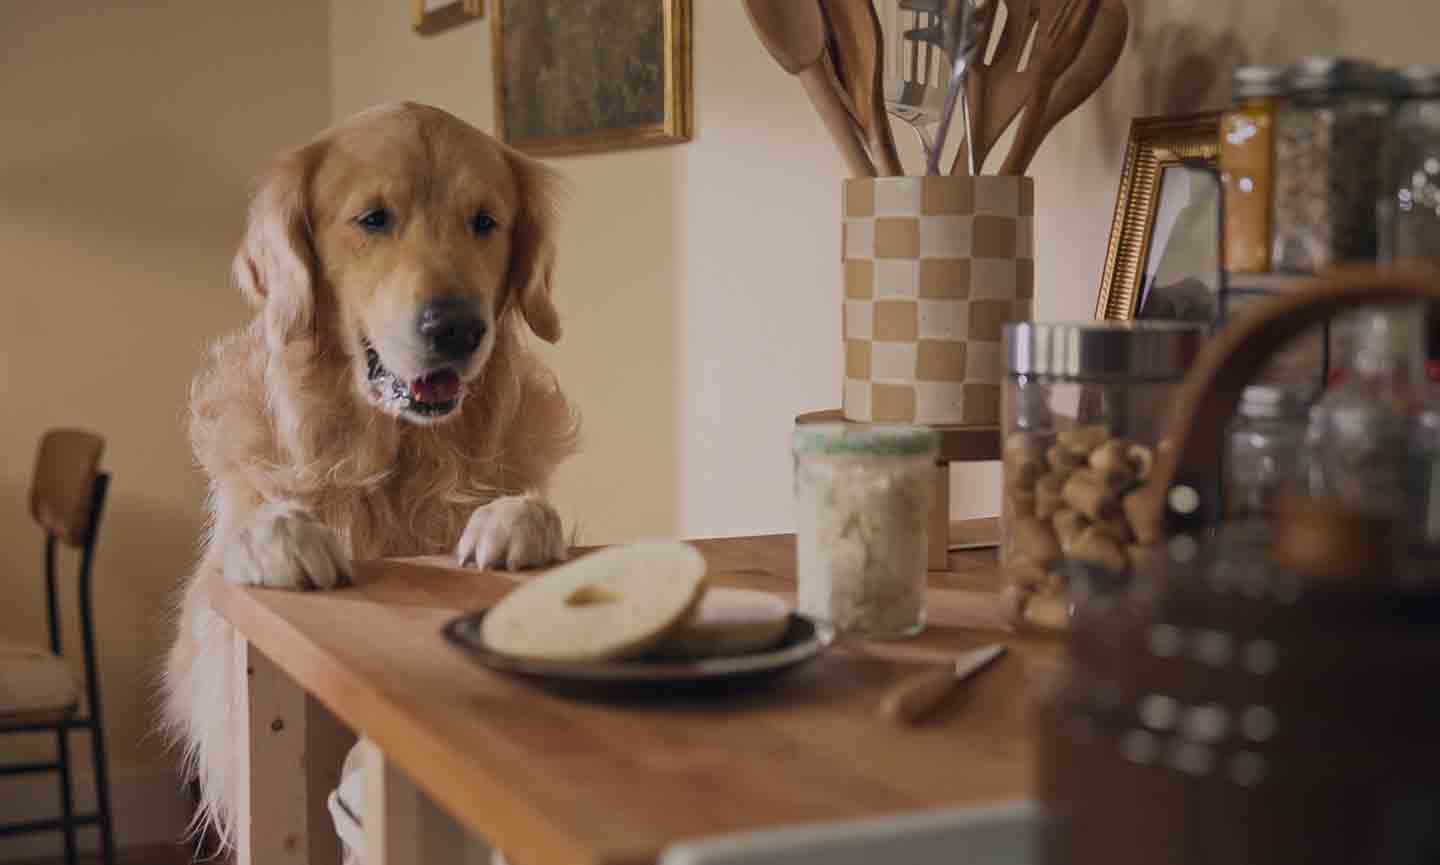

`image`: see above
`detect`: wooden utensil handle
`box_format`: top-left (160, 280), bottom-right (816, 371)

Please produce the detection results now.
top-left (799, 65), bottom-right (878, 178)
top-left (997, 78), bottom-right (1057, 175)
top-left (1151, 266), bottom-right (1440, 537)
top-left (880, 667), bottom-right (957, 723)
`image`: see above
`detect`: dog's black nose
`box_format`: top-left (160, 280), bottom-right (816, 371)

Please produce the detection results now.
top-left (419, 299), bottom-right (487, 360)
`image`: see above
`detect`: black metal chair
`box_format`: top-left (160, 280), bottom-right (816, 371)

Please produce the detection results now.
top-left (0, 429), bottom-right (116, 865)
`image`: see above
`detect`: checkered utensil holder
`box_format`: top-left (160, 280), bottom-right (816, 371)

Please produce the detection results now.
top-left (841, 176), bottom-right (1035, 425)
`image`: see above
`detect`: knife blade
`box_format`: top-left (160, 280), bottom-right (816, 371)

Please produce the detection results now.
top-left (879, 643), bottom-right (1007, 724)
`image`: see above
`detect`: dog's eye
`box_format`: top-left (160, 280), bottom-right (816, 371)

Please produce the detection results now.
top-left (355, 208), bottom-right (392, 233)
top-left (470, 211), bottom-right (497, 237)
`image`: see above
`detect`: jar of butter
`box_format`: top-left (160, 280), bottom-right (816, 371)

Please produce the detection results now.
top-left (1000, 322), bottom-right (1204, 631)
top-left (792, 424), bottom-right (938, 638)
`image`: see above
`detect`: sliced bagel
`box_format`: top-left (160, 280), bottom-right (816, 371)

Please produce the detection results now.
top-left (657, 587), bottom-right (792, 659)
top-left (480, 540), bottom-right (707, 662)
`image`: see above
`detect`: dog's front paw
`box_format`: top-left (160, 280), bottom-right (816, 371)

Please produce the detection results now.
top-left (224, 502), bottom-right (352, 590)
top-left (456, 495), bottom-right (566, 571)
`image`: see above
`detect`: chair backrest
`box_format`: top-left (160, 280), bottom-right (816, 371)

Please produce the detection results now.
top-left (29, 429), bottom-right (105, 547)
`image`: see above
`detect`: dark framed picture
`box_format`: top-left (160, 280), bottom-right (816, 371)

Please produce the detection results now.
top-left (491, 0), bottom-right (693, 156)
top-left (412, 0), bottom-right (483, 36)
top-left (1096, 112), bottom-right (1222, 322)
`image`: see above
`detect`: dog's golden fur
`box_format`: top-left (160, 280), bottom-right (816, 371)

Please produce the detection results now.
top-left (164, 102), bottom-right (577, 849)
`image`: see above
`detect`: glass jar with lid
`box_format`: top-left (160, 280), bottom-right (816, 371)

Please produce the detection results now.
top-left (999, 322), bottom-right (1204, 631)
top-left (1382, 65), bottom-right (1440, 266)
top-left (1271, 57), bottom-right (1393, 273)
top-left (1221, 65), bottom-right (1286, 274)
top-left (1225, 384), bottom-right (1311, 519)
top-left (791, 423), bottom-right (938, 638)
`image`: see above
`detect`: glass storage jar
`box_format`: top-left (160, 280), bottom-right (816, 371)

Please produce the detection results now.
top-left (1221, 65), bottom-right (1286, 273)
top-left (1271, 57), bottom-right (1392, 273)
top-left (1225, 384), bottom-right (1311, 519)
top-left (1000, 322), bottom-right (1204, 631)
top-left (1383, 65), bottom-right (1440, 267)
top-left (792, 423), bottom-right (938, 638)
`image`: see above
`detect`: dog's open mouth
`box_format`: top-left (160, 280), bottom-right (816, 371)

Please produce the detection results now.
top-left (362, 337), bottom-right (463, 419)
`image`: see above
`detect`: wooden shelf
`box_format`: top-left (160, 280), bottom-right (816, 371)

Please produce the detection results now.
top-left (794, 409), bottom-right (1001, 463)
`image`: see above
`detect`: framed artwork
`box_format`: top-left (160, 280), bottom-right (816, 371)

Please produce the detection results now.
top-left (1096, 112), bottom-right (1222, 321)
top-left (491, 0), bottom-right (693, 156)
top-left (412, 0), bottom-right (483, 36)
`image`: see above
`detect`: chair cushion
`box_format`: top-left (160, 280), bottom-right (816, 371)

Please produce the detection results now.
top-left (0, 641), bottom-right (78, 717)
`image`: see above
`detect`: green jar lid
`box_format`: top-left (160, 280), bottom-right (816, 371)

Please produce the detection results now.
top-left (791, 423), bottom-right (939, 457)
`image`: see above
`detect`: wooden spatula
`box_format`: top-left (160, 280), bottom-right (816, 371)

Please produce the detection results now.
top-left (821, 0), bottom-right (905, 176)
top-left (959, 0), bottom-right (1036, 173)
top-left (997, 0), bottom-right (1099, 174)
top-left (955, 0), bottom-right (1125, 174)
top-left (745, 0), bottom-right (878, 177)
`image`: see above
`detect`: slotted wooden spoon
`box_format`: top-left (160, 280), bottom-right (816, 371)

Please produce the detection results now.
top-left (997, 0), bottom-right (1099, 174)
top-left (954, 0), bottom-right (1125, 174)
top-left (822, 0), bottom-right (904, 175)
top-left (745, 0), bottom-right (877, 177)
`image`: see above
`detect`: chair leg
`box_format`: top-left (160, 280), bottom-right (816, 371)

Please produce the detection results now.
top-left (55, 729), bottom-right (78, 865)
top-left (87, 721), bottom-right (117, 865)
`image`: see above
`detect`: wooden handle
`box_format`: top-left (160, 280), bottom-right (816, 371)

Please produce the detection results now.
top-left (997, 76), bottom-right (1058, 175)
top-left (880, 667), bottom-right (958, 724)
top-left (1151, 266), bottom-right (1440, 539)
top-left (799, 63), bottom-right (878, 177)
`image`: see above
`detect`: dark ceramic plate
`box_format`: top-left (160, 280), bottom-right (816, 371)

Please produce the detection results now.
top-left (441, 610), bottom-right (835, 693)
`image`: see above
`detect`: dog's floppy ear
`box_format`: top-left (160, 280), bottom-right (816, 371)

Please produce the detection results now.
top-left (505, 150), bottom-right (562, 343)
top-left (232, 144), bottom-right (321, 348)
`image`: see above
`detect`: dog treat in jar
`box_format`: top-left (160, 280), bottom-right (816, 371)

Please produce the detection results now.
top-left (1271, 57), bottom-right (1392, 273)
top-left (792, 424), bottom-right (938, 638)
top-left (1000, 322), bottom-right (1204, 632)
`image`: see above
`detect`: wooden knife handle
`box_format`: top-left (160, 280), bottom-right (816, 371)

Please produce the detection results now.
top-left (880, 667), bottom-right (958, 724)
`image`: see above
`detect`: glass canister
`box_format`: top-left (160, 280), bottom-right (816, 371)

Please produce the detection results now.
top-left (1383, 65), bottom-right (1440, 266)
top-left (792, 423), bottom-right (938, 638)
top-left (1225, 384), bottom-right (1311, 519)
top-left (1000, 322), bottom-right (1204, 630)
top-left (1271, 57), bottom-right (1392, 273)
top-left (1221, 65), bottom-right (1286, 273)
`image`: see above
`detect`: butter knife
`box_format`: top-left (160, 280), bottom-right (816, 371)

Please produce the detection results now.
top-left (880, 643), bottom-right (1007, 724)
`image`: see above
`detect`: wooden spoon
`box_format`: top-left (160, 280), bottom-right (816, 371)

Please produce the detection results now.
top-left (998, 0), bottom-right (1100, 174)
top-left (744, 0), bottom-right (877, 177)
top-left (952, 0), bottom-right (1124, 173)
top-left (821, 0), bottom-right (904, 176)
top-left (959, 0), bottom-right (1037, 173)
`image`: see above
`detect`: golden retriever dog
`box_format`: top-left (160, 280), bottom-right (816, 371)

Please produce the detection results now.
top-left (163, 102), bottom-right (577, 849)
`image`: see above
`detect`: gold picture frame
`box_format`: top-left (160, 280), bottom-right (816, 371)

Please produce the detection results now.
top-left (1096, 112), bottom-right (1221, 321)
top-left (491, 0), bottom-right (693, 157)
top-left (412, 0), bottom-right (483, 36)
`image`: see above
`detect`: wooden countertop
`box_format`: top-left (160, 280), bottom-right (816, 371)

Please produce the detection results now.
top-left (213, 533), bottom-right (1061, 865)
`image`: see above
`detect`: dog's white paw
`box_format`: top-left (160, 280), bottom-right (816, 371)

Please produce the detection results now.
top-left (224, 502), bottom-right (352, 590)
top-left (456, 495), bottom-right (566, 571)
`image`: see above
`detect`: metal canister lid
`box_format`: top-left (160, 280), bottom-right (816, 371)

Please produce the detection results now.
top-left (1232, 65), bottom-right (1287, 101)
top-left (1003, 321), bottom-right (1205, 381)
top-left (1395, 65), bottom-right (1440, 98)
top-left (1237, 384), bottom-right (1314, 420)
top-left (1286, 56), bottom-right (1385, 94)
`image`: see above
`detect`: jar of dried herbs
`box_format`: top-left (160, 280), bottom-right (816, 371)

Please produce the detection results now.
top-left (1271, 57), bottom-right (1393, 273)
top-left (1221, 65), bottom-right (1286, 273)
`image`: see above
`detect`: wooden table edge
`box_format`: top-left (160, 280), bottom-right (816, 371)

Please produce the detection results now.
top-left (211, 572), bottom-right (614, 865)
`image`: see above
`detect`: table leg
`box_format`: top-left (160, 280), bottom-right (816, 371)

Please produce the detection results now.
top-left (362, 738), bottom-right (424, 865)
top-left (235, 636), bottom-right (353, 865)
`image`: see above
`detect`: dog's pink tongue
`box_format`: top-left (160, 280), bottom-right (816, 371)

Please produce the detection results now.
top-left (411, 370), bottom-right (460, 404)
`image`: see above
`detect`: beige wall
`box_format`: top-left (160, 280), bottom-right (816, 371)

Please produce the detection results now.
top-left (0, 1), bottom-right (330, 789)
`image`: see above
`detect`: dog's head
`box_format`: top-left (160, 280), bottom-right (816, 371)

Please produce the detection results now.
top-left (232, 102), bottom-right (561, 424)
